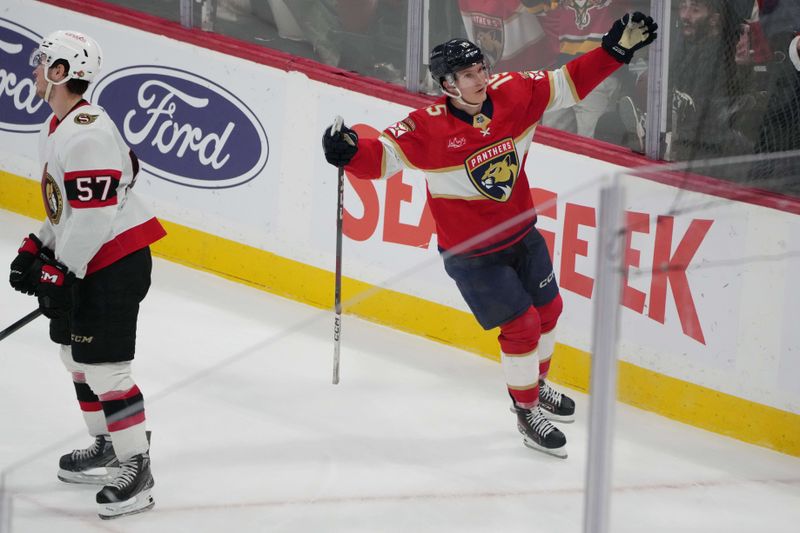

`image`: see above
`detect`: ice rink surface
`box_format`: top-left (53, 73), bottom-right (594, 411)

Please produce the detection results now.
top-left (1, 209), bottom-right (798, 532)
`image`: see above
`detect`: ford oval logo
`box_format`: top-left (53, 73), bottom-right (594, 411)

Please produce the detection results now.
top-left (91, 65), bottom-right (268, 189)
top-left (0, 18), bottom-right (49, 132)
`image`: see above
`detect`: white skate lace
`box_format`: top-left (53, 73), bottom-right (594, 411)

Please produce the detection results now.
top-left (525, 409), bottom-right (555, 437)
top-left (71, 436), bottom-right (103, 460)
top-left (540, 382), bottom-right (563, 407)
top-left (108, 458), bottom-right (139, 489)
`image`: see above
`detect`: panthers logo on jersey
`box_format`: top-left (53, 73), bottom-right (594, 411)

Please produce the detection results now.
top-left (464, 138), bottom-right (519, 202)
top-left (41, 164), bottom-right (63, 224)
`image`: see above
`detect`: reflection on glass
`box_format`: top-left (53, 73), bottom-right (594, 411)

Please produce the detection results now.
top-left (100, 0), bottom-right (181, 23)
top-left (84, 1), bottom-right (800, 195)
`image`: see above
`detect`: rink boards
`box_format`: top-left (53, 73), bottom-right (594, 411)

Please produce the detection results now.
top-left (1, 0), bottom-right (798, 455)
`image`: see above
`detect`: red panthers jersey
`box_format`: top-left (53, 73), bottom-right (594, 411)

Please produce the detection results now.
top-left (346, 47), bottom-right (621, 255)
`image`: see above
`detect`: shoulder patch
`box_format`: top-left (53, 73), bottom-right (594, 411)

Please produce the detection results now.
top-left (387, 118), bottom-right (416, 139)
top-left (520, 70), bottom-right (547, 81)
top-left (74, 113), bottom-right (99, 125)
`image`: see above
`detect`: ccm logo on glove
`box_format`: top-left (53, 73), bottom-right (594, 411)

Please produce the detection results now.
top-left (41, 265), bottom-right (67, 285)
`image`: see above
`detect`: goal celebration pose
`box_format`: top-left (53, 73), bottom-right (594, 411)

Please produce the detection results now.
top-left (322, 13), bottom-right (657, 458)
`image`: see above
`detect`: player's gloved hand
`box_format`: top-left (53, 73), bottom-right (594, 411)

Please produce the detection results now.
top-left (9, 234), bottom-right (52, 296)
top-left (602, 12), bottom-right (658, 64)
top-left (37, 261), bottom-right (76, 319)
top-left (322, 120), bottom-right (359, 167)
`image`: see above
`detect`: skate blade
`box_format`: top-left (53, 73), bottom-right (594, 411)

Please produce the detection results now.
top-left (522, 437), bottom-right (568, 459)
top-left (58, 467), bottom-right (119, 485)
top-left (98, 490), bottom-right (155, 520)
top-left (508, 405), bottom-right (575, 424)
top-left (540, 410), bottom-right (575, 424)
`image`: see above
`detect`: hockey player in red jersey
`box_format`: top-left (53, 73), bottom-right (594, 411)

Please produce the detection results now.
top-left (322, 13), bottom-right (657, 458)
top-left (8, 31), bottom-right (165, 518)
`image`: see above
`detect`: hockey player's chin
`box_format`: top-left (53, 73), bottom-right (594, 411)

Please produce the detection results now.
top-left (465, 92), bottom-right (486, 106)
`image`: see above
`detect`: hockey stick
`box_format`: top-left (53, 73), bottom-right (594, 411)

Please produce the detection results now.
top-left (0, 308), bottom-right (43, 342)
top-left (331, 115), bottom-right (346, 385)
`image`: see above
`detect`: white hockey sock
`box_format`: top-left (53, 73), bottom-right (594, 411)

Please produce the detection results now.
top-left (501, 349), bottom-right (540, 408)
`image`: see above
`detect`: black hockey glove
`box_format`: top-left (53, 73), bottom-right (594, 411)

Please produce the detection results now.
top-left (322, 121), bottom-right (359, 167)
top-left (602, 12), bottom-right (658, 64)
top-left (37, 261), bottom-right (77, 319)
top-left (9, 234), bottom-right (53, 296)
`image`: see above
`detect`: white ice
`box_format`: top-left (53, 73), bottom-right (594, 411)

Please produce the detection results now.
top-left (1, 209), bottom-right (798, 533)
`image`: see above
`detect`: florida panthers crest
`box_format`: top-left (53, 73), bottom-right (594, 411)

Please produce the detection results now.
top-left (465, 138), bottom-right (519, 202)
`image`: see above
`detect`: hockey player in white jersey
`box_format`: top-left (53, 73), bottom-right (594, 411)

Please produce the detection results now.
top-left (8, 30), bottom-right (166, 519)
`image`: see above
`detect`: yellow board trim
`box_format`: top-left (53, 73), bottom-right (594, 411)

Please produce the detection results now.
top-left (2, 169), bottom-right (797, 456)
top-left (549, 345), bottom-right (800, 456)
top-left (0, 170), bottom-right (46, 220)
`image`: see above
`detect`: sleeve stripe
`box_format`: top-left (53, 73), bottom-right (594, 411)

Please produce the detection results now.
top-left (68, 197), bottom-right (118, 209)
top-left (562, 65), bottom-right (581, 104)
top-left (63, 169), bottom-right (122, 181)
top-left (63, 169), bottom-right (122, 209)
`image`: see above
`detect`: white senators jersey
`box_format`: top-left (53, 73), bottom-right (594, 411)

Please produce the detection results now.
top-left (346, 47), bottom-right (621, 255)
top-left (37, 100), bottom-right (166, 278)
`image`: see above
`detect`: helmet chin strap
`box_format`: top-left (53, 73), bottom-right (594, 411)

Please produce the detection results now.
top-left (44, 81), bottom-right (54, 102)
top-left (42, 67), bottom-right (69, 103)
top-left (442, 84), bottom-right (483, 110)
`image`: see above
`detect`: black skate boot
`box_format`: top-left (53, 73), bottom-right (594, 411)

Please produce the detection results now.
top-left (538, 380), bottom-right (576, 423)
top-left (58, 434), bottom-right (119, 484)
top-left (96, 452), bottom-right (155, 520)
top-left (516, 405), bottom-right (567, 458)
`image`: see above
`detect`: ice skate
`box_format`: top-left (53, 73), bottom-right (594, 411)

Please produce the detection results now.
top-left (509, 381), bottom-right (575, 423)
top-left (516, 405), bottom-right (567, 458)
top-left (58, 434), bottom-right (119, 484)
top-left (96, 451), bottom-right (155, 520)
top-left (537, 380), bottom-right (576, 423)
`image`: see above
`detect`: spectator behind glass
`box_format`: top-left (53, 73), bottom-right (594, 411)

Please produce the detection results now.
top-left (273, 0), bottom-right (343, 66)
top-left (667, 0), bottom-right (751, 161)
top-left (749, 0), bottom-right (800, 192)
top-left (458, 0), bottom-right (558, 72)
top-left (256, 1), bottom-right (409, 82)
top-left (539, 0), bottom-right (633, 138)
top-left (332, 0), bottom-right (409, 82)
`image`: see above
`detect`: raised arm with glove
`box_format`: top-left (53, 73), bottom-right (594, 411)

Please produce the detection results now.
top-left (602, 11), bottom-right (659, 64)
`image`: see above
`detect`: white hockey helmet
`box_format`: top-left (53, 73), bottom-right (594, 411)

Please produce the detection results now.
top-left (30, 30), bottom-right (103, 84)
